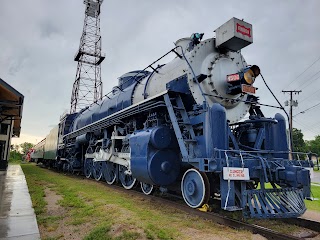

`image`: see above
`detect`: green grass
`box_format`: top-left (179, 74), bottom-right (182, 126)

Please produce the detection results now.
top-left (145, 223), bottom-right (173, 240)
top-left (9, 151), bottom-right (23, 164)
top-left (8, 159), bottom-right (22, 164)
top-left (8, 157), bottom-right (22, 164)
top-left (83, 225), bottom-right (112, 240)
top-left (257, 182), bottom-right (279, 189)
top-left (21, 164), bottom-right (252, 240)
top-left (38, 216), bottom-right (63, 226)
top-left (83, 225), bottom-right (142, 240)
top-left (305, 185), bottom-right (320, 211)
top-left (114, 231), bottom-right (142, 240)
top-left (25, 179), bottom-right (47, 215)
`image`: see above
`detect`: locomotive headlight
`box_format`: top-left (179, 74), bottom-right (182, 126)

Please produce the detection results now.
top-left (226, 65), bottom-right (260, 95)
top-left (243, 65), bottom-right (260, 85)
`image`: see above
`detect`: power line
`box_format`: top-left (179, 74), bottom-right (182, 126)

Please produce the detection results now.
top-left (303, 120), bottom-right (320, 133)
top-left (285, 55), bottom-right (320, 89)
top-left (293, 119), bottom-right (320, 137)
top-left (298, 87), bottom-right (320, 104)
top-left (293, 101), bottom-right (320, 117)
top-left (292, 72), bottom-right (320, 106)
top-left (280, 67), bottom-right (320, 103)
top-left (297, 69), bottom-right (320, 91)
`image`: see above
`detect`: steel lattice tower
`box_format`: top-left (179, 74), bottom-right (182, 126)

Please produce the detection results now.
top-left (70, 0), bottom-right (105, 113)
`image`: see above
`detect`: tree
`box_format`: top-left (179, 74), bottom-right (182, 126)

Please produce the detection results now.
top-left (19, 142), bottom-right (34, 155)
top-left (292, 128), bottom-right (306, 152)
top-left (306, 135), bottom-right (320, 156)
top-left (11, 144), bottom-right (20, 152)
top-left (9, 144), bottom-right (23, 162)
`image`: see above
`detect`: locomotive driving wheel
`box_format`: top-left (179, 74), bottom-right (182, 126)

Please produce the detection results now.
top-left (181, 169), bottom-right (210, 208)
top-left (102, 161), bottom-right (117, 185)
top-left (93, 161), bottom-right (103, 181)
top-left (92, 146), bottom-right (103, 181)
top-left (84, 158), bottom-right (93, 178)
top-left (84, 146), bottom-right (94, 178)
top-left (69, 153), bottom-right (80, 175)
top-left (140, 182), bottom-right (154, 195)
top-left (119, 165), bottom-right (137, 190)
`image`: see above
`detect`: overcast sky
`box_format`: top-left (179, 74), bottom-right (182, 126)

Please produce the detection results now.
top-left (2, 0), bottom-right (320, 144)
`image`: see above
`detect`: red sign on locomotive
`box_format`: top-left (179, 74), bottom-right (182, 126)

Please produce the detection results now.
top-left (236, 23), bottom-right (251, 37)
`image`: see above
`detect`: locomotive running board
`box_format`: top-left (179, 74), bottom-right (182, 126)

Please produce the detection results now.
top-left (64, 90), bottom-right (169, 140)
top-left (243, 188), bottom-right (306, 219)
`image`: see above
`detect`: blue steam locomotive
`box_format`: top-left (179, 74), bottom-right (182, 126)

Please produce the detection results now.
top-left (32, 18), bottom-right (312, 218)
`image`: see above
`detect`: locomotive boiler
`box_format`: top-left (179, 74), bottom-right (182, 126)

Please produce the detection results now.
top-left (33, 18), bottom-right (312, 218)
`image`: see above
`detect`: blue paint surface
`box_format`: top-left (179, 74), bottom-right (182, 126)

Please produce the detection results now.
top-left (129, 127), bottom-right (180, 186)
top-left (71, 71), bottom-right (149, 131)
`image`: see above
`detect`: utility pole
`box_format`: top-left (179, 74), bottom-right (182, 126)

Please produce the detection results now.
top-left (282, 90), bottom-right (301, 152)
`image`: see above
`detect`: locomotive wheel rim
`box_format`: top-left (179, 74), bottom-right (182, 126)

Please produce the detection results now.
top-left (93, 161), bottom-right (103, 181)
top-left (119, 166), bottom-right (137, 190)
top-left (181, 169), bottom-right (210, 208)
top-left (140, 182), bottom-right (154, 195)
top-left (102, 162), bottom-right (117, 185)
top-left (84, 158), bottom-right (93, 178)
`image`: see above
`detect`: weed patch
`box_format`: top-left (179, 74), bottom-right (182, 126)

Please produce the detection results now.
top-left (114, 230), bottom-right (141, 240)
top-left (84, 224), bottom-right (112, 240)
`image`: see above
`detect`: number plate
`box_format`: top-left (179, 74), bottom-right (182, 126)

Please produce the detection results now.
top-left (223, 167), bottom-right (250, 180)
top-left (241, 84), bottom-right (256, 94)
top-left (227, 73), bottom-right (240, 82)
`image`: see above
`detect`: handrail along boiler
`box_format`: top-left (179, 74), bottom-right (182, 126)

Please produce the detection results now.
top-left (32, 18), bottom-right (312, 219)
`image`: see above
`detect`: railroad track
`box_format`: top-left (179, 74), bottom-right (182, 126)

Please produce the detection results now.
top-left (280, 217), bottom-right (320, 233)
top-left (43, 165), bottom-right (320, 240)
top-left (110, 185), bottom-right (320, 240)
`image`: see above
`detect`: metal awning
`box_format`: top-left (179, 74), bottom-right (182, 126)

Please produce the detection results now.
top-left (0, 78), bottom-right (24, 137)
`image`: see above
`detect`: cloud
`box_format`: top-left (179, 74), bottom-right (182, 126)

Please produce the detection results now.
top-left (39, 20), bottom-right (61, 38)
top-left (11, 133), bottom-right (44, 146)
top-left (1, 0), bottom-right (320, 142)
top-left (8, 51), bottom-right (30, 76)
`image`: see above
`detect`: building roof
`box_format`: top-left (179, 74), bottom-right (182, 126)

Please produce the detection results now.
top-left (0, 78), bottom-right (24, 137)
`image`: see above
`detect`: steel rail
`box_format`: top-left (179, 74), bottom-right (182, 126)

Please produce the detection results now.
top-left (280, 217), bottom-right (320, 232)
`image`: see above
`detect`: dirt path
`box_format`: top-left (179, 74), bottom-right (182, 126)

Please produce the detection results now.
top-left (302, 210), bottom-right (320, 222)
top-left (40, 188), bottom-right (93, 240)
